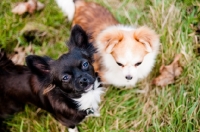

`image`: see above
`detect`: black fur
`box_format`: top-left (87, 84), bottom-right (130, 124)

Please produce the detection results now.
top-left (0, 25), bottom-right (96, 129)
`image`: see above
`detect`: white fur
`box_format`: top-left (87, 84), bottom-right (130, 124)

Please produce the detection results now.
top-left (73, 79), bottom-right (104, 116)
top-left (68, 126), bottom-right (79, 132)
top-left (97, 25), bottom-right (160, 87)
top-left (55, 0), bottom-right (75, 21)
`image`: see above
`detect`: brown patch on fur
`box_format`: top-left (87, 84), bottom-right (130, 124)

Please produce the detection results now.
top-left (73, 1), bottom-right (118, 43)
top-left (43, 84), bottom-right (55, 94)
top-left (113, 43), bottom-right (147, 62)
top-left (92, 53), bottom-right (102, 73)
top-left (92, 28), bottom-right (123, 73)
top-left (98, 29), bottom-right (124, 53)
top-left (111, 30), bottom-right (148, 65)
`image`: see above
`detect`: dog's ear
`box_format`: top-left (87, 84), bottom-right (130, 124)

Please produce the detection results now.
top-left (68, 24), bottom-right (90, 50)
top-left (134, 26), bottom-right (159, 52)
top-left (96, 28), bottom-right (124, 53)
top-left (26, 55), bottom-right (52, 76)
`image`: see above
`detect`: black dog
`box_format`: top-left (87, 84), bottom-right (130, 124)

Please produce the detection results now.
top-left (0, 25), bottom-right (104, 132)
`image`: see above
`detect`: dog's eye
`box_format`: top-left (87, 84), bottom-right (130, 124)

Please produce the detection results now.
top-left (135, 62), bottom-right (142, 66)
top-left (62, 74), bottom-right (71, 82)
top-left (82, 61), bottom-right (89, 69)
top-left (116, 62), bottom-right (124, 67)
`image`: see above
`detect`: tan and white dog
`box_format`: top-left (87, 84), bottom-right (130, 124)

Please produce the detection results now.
top-left (56, 0), bottom-right (160, 87)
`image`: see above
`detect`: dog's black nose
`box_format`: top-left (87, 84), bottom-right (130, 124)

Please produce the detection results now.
top-left (125, 75), bottom-right (132, 80)
top-left (79, 77), bottom-right (88, 87)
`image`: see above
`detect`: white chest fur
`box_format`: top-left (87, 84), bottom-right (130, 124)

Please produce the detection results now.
top-left (73, 79), bottom-right (104, 116)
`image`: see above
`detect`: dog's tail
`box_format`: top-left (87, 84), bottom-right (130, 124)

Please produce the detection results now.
top-left (55, 0), bottom-right (77, 21)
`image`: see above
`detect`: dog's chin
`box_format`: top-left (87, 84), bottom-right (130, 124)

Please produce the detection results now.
top-left (84, 84), bottom-right (94, 92)
top-left (74, 84), bottom-right (94, 93)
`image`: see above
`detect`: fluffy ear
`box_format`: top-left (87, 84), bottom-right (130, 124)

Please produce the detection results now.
top-left (26, 55), bottom-right (51, 76)
top-left (97, 28), bottom-right (123, 53)
top-left (68, 24), bottom-right (90, 50)
top-left (134, 26), bottom-right (159, 52)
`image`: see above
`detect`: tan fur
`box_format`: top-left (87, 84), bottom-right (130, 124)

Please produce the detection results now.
top-left (112, 31), bottom-right (148, 65)
top-left (134, 26), bottom-right (159, 52)
top-left (73, 1), bottom-right (118, 42)
top-left (72, 1), bottom-right (159, 86)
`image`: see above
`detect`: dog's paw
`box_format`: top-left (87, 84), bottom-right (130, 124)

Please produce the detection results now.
top-left (68, 126), bottom-right (79, 132)
top-left (93, 111), bottom-right (100, 117)
top-left (85, 108), bottom-right (94, 115)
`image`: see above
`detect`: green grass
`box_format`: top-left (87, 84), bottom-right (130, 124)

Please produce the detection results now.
top-left (1, 0), bottom-right (200, 131)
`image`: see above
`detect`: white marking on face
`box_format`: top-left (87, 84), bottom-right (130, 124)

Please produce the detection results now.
top-left (117, 50), bottom-right (143, 80)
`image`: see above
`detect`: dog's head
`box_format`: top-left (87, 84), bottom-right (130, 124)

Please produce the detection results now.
top-left (97, 26), bottom-right (159, 83)
top-left (26, 25), bottom-right (96, 96)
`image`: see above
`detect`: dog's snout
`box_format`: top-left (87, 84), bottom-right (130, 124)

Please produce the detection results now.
top-left (125, 75), bottom-right (132, 80)
top-left (77, 75), bottom-right (95, 90)
top-left (79, 77), bottom-right (88, 87)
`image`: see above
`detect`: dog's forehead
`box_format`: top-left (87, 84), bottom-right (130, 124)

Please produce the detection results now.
top-left (57, 51), bottom-right (84, 66)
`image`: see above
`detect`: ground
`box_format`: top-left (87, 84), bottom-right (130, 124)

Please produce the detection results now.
top-left (0, 0), bottom-right (200, 131)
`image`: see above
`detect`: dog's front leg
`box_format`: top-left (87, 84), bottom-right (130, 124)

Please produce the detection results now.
top-left (68, 126), bottom-right (79, 132)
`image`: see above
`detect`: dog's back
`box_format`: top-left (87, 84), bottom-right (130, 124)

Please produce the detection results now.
top-left (72, 1), bottom-right (118, 42)
top-left (0, 50), bottom-right (13, 71)
top-left (0, 50), bottom-right (28, 76)
top-left (56, 0), bottom-right (118, 43)
top-left (0, 50), bottom-right (30, 119)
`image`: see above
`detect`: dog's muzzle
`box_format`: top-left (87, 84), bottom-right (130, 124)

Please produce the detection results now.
top-left (79, 77), bottom-right (94, 90)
